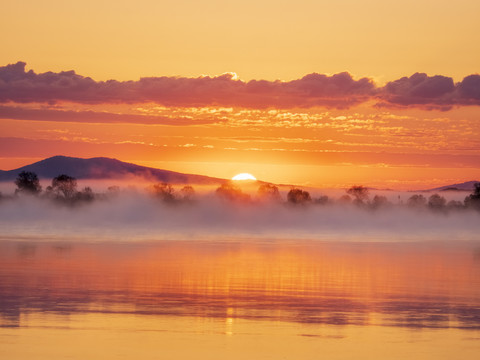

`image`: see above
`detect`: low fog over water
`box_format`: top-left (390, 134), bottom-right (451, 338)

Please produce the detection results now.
top-left (2, 180), bottom-right (480, 360)
top-left (1, 187), bottom-right (479, 242)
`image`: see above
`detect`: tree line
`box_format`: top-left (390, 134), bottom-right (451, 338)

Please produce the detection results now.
top-left (12, 171), bottom-right (94, 203)
top-left (3, 170), bottom-right (480, 212)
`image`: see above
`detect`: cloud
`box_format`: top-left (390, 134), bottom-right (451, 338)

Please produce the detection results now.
top-left (1, 62), bottom-right (480, 110)
top-left (378, 73), bottom-right (480, 110)
top-left (0, 105), bottom-right (221, 125)
top-left (0, 62), bottom-right (374, 109)
top-left (379, 73), bottom-right (455, 109)
top-left (458, 74), bottom-right (480, 104)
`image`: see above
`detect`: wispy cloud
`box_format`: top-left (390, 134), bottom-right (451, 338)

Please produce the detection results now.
top-left (0, 105), bottom-right (222, 125)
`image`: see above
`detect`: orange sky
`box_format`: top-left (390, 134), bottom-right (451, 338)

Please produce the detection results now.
top-left (1, 1), bottom-right (480, 189)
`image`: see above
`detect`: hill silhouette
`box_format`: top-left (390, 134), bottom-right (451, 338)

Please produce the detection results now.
top-left (0, 156), bottom-right (225, 185)
top-left (0, 156), bottom-right (478, 191)
top-left (420, 181), bottom-right (479, 192)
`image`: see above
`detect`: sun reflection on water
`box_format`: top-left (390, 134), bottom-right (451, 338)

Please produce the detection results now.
top-left (1, 239), bottom-right (480, 359)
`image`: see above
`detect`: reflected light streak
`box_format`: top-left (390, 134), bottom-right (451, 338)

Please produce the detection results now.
top-left (1, 239), bottom-right (479, 329)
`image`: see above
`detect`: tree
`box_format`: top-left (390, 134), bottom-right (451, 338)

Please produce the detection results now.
top-left (107, 185), bottom-right (120, 193)
top-left (407, 194), bottom-right (427, 208)
top-left (287, 188), bottom-right (311, 205)
top-left (76, 186), bottom-right (95, 202)
top-left (180, 185), bottom-right (196, 202)
top-left (215, 182), bottom-right (250, 202)
top-left (370, 195), bottom-right (389, 209)
top-left (427, 193), bottom-right (446, 211)
top-left (338, 194), bottom-right (352, 204)
top-left (346, 185), bottom-right (369, 205)
top-left (153, 182), bottom-right (176, 203)
top-left (51, 174), bottom-right (78, 199)
top-left (447, 200), bottom-right (464, 211)
top-left (257, 183), bottom-right (281, 202)
top-left (464, 183), bottom-right (480, 211)
top-left (314, 195), bottom-right (330, 205)
top-left (14, 171), bottom-right (42, 195)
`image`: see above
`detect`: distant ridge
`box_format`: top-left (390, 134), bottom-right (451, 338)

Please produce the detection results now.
top-left (1, 156), bottom-right (478, 191)
top-left (0, 156), bottom-right (226, 185)
top-left (418, 180), bottom-right (479, 192)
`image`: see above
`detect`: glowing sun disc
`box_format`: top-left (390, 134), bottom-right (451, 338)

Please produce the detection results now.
top-left (232, 173), bottom-right (257, 181)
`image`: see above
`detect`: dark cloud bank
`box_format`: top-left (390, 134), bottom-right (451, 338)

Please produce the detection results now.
top-left (1, 62), bottom-right (480, 111)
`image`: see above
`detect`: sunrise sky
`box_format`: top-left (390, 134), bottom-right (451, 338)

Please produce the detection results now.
top-left (1, 0), bottom-right (480, 189)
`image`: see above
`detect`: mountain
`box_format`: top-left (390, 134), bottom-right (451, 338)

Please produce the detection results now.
top-left (0, 156), bottom-right (226, 185)
top-left (420, 181), bottom-right (479, 192)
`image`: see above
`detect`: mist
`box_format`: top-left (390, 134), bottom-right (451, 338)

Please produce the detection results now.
top-left (1, 190), bottom-right (479, 243)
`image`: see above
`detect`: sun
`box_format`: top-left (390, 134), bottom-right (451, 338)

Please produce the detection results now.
top-left (232, 173), bottom-right (257, 181)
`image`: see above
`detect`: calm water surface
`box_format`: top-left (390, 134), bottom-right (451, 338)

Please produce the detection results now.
top-left (1, 238), bottom-right (480, 359)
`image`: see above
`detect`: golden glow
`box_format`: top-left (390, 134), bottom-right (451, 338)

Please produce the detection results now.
top-left (0, 1), bottom-right (480, 189)
top-left (0, 240), bottom-right (478, 324)
top-left (1, 240), bottom-right (480, 359)
top-left (1, 1), bottom-right (479, 81)
top-left (2, 104), bottom-right (479, 189)
top-left (232, 173), bottom-right (257, 181)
